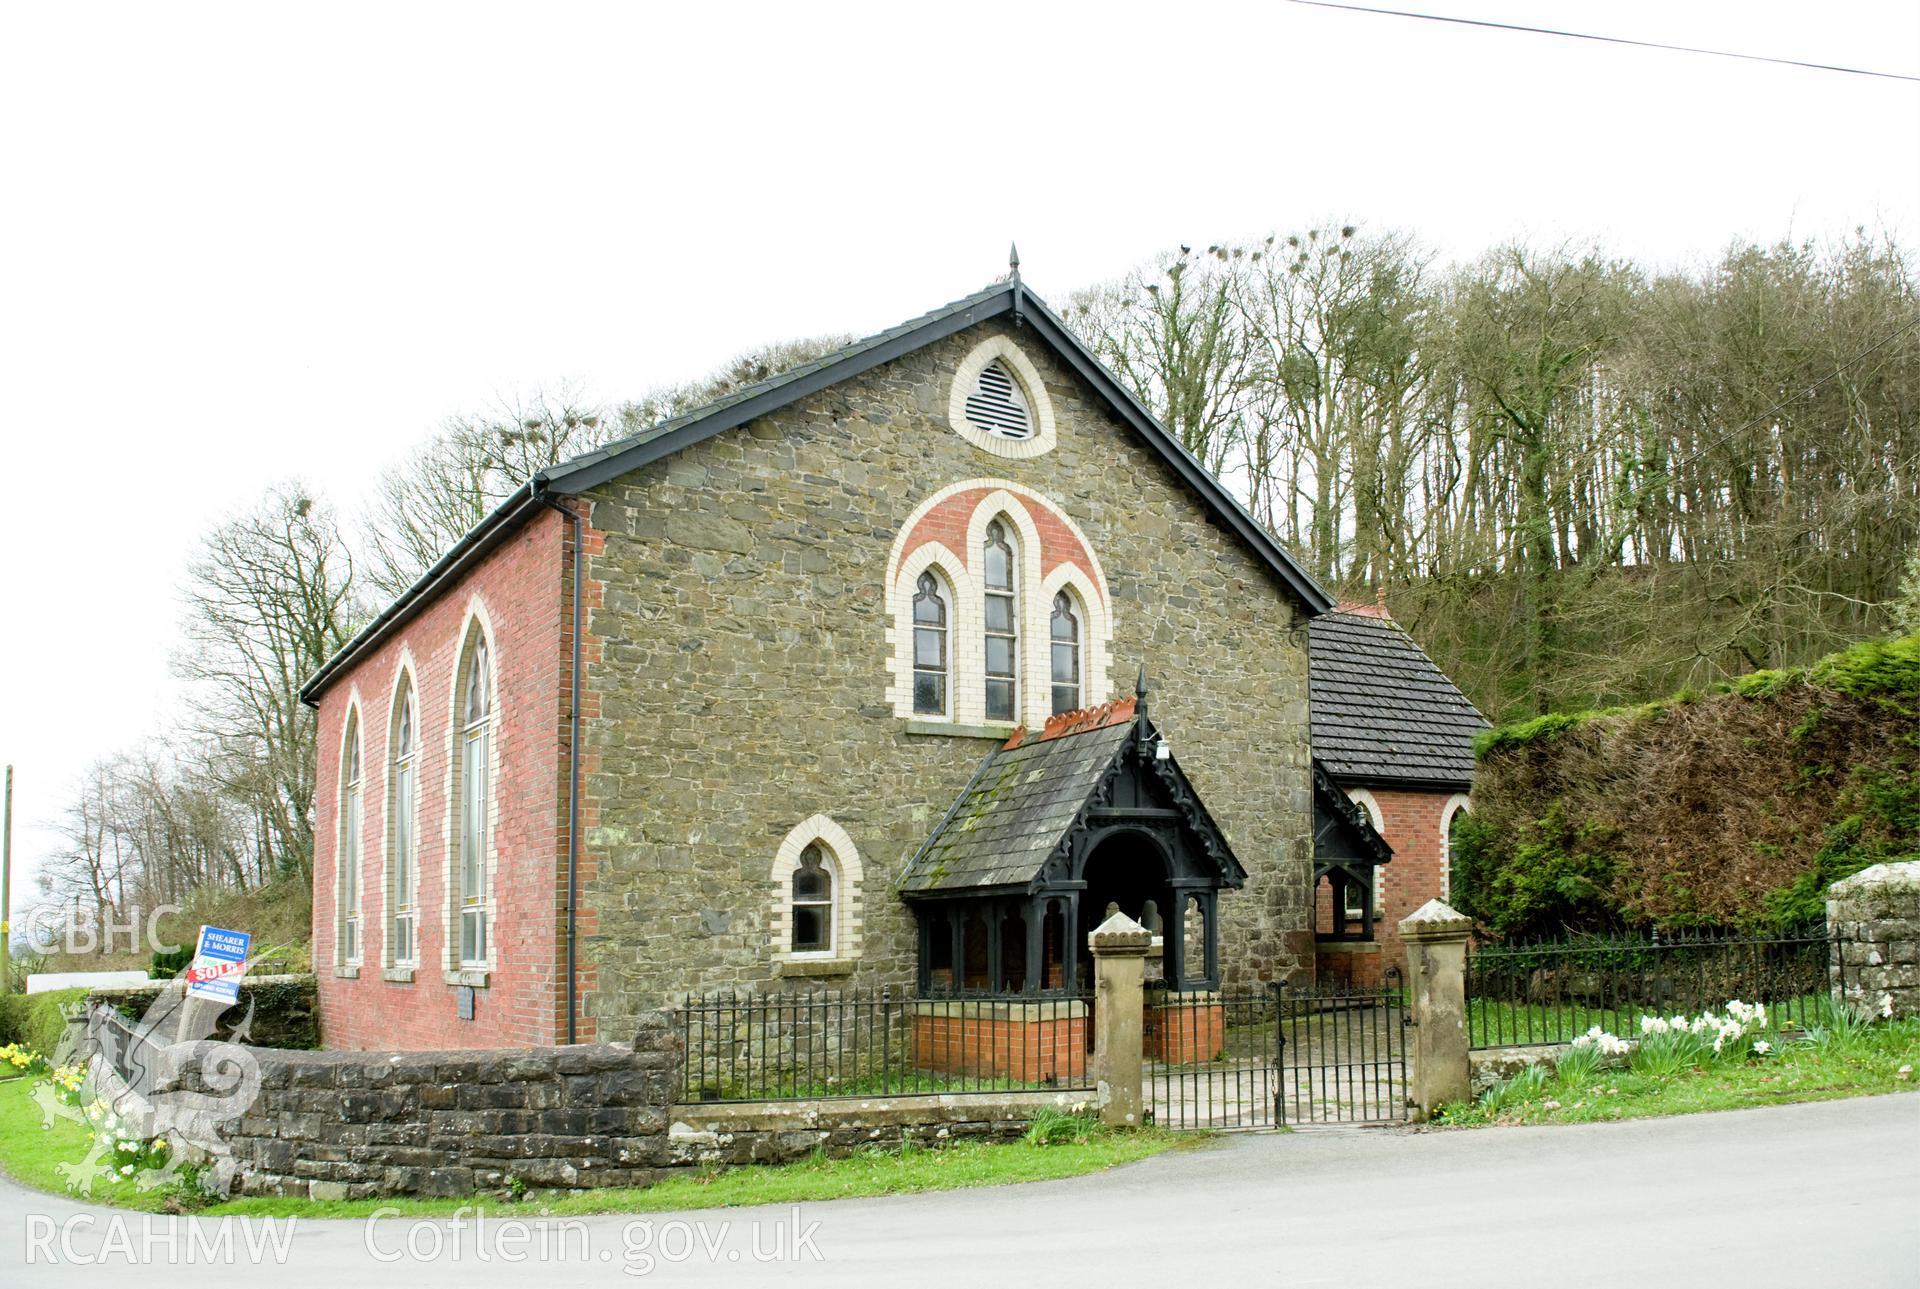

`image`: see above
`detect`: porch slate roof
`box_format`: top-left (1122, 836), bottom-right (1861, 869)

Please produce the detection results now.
top-left (1309, 609), bottom-right (1488, 790)
top-left (898, 705), bottom-right (1137, 896)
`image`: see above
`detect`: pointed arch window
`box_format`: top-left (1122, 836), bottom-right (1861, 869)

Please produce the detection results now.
top-left (1050, 591), bottom-right (1082, 715)
top-left (983, 520), bottom-right (1019, 722)
top-left (790, 844), bottom-right (834, 953)
top-left (964, 360), bottom-right (1034, 439)
top-left (388, 682), bottom-right (418, 968)
top-left (456, 634), bottom-right (492, 966)
top-left (912, 571), bottom-right (949, 716)
top-left (339, 716), bottom-right (363, 966)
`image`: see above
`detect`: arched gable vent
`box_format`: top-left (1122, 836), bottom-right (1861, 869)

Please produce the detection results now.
top-left (963, 360), bottom-right (1034, 439)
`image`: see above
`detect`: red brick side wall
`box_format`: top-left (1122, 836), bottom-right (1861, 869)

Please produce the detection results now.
top-left (911, 1011), bottom-right (1089, 1082)
top-left (1316, 786), bottom-right (1467, 989)
top-left (312, 504), bottom-right (573, 1049)
top-left (1144, 1001), bottom-right (1226, 1064)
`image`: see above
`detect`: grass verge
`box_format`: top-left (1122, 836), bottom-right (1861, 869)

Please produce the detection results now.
top-left (0, 1076), bottom-right (1183, 1219)
top-left (1440, 1017), bottom-right (1920, 1128)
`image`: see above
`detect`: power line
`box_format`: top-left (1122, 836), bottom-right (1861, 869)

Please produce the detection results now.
top-left (1287, 1), bottom-right (1920, 83)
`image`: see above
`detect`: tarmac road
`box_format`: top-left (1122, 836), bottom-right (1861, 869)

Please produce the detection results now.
top-left (3, 1093), bottom-right (1915, 1287)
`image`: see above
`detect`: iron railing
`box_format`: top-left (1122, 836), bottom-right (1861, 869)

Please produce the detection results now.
top-left (677, 987), bottom-right (1094, 1103)
top-left (1466, 925), bottom-right (1837, 1049)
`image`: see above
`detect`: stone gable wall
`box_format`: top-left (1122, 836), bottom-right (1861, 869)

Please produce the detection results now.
top-left (577, 317), bottom-right (1315, 1034)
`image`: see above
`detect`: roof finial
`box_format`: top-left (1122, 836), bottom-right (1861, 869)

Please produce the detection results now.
top-left (1136, 662), bottom-right (1148, 700)
top-left (1009, 242), bottom-right (1021, 284)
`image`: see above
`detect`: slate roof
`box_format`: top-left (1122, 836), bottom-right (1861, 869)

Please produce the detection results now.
top-left (1309, 610), bottom-right (1487, 790)
top-left (303, 275), bottom-right (1333, 702)
top-left (899, 707), bottom-right (1136, 897)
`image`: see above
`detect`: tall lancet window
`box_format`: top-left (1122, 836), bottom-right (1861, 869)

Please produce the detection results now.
top-left (339, 718), bottom-right (363, 965)
top-left (457, 635), bottom-right (492, 966)
top-left (912, 571), bottom-right (949, 716)
top-left (1050, 591), bottom-right (1081, 716)
top-left (388, 684), bottom-right (418, 967)
top-left (983, 520), bottom-right (1018, 722)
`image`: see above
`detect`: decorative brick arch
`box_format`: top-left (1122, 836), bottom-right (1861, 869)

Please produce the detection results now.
top-left (885, 480), bottom-right (1113, 728)
top-left (768, 815), bottom-right (865, 963)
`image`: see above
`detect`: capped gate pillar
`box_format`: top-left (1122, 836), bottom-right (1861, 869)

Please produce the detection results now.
top-left (1089, 911), bottom-right (1153, 1128)
top-left (1399, 899), bottom-right (1473, 1123)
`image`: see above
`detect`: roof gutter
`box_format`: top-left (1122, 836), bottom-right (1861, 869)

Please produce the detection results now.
top-left (300, 480), bottom-right (543, 706)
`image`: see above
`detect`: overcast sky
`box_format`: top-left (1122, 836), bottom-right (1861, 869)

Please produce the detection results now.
top-left (2, 1), bottom-right (1916, 912)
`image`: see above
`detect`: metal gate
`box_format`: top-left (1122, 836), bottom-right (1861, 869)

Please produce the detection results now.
top-left (1147, 971), bottom-right (1408, 1130)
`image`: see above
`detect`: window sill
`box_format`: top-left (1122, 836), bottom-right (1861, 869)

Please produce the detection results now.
top-left (904, 719), bottom-right (1018, 741)
top-left (776, 958), bottom-right (858, 979)
top-left (333, 965), bottom-right (361, 980)
top-left (443, 968), bottom-right (491, 988)
top-left (383, 967), bottom-right (417, 984)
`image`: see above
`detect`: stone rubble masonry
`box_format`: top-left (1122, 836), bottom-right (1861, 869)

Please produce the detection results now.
top-left (87, 975), bottom-right (319, 1051)
top-left (1828, 860), bottom-right (1920, 1020)
top-left (118, 1010), bottom-right (1085, 1198)
top-left (578, 317), bottom-right (1316, 1037)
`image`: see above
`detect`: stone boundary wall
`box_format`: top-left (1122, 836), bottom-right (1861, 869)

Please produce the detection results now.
top-left (226, 1013), bottom-right (681, 1198)
top-left (1828, 861), bottom-right (1920, 1021)
top-left (670, 1090), bottom-right (1094, 1166)
top-left (88, 974), bottom-right (319, 1050)
top-left (80, 1007), bottom-right (1095, 1199)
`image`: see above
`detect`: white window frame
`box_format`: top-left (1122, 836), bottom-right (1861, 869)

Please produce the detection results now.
top-left (1440, 793), bottom-right (1472, 903)
top-left (910, 568), bottom-right (952, 718)
top-left (1049, 587), bottom-right (1084, 717)
top-left (336, 704), bottom-right (364, 972)
top-left (445, 607), bottom-right (499, 983)
top-left (386, 665), bottom-right (420, 973)
top-left (769, 816), bottom-right (865, 965)
top-left (982, 517), bottom-right (1021, 724)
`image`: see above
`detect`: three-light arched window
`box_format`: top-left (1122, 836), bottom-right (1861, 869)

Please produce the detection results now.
top-left (790, 844), bottom-right (834, 954)
top-left (912, 571), bottom-right (949, 716)
top-left (456, 633), bottom-right (493, 966)
top-left (339, 715), bottom-right (363, 966)
top-left (983, 519), bottom-right (1019, 722)
top-left (1050, 591), bottom-right (1081, 716)
top-left (387, 681), bottom-right (418, 967)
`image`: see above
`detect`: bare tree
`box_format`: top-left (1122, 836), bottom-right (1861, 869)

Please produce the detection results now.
top-left (174, 484), bottom-right (357, 880)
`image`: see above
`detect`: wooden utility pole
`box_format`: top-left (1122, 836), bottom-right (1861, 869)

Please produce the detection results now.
top-left (1, 765), bottom-right (13, 996)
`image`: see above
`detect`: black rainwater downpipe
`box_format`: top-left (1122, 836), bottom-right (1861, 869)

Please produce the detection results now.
top-left (535, 481), bottom-right (584, 1044)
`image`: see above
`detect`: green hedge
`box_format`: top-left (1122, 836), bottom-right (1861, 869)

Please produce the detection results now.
top-left (0, 989), bottom-right (90, 1057)
top-left (1456, 633), bottom-right (1919, 939)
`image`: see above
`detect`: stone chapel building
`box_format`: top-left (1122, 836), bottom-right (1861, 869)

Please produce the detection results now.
top-left (301, 271), bottom-right (1481, 1051)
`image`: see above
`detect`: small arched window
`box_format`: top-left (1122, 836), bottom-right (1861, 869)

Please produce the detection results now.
top-left (339, 716), bottom-right (363, 966)
top-left (1050, 591), bottom-right (1081, 715)
top-left (983, 520), bottom-right (1018, 722)
top-left (790, 844), bottom-right (833, 954)
top-left (456, 633), bottom-right (493, 966)
top-left (912, 571), bottom-right (949, 716)
top-left (388, 682), bottom-right (418, 967)
top-left (964, 360), bottom-right (1034, 439)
